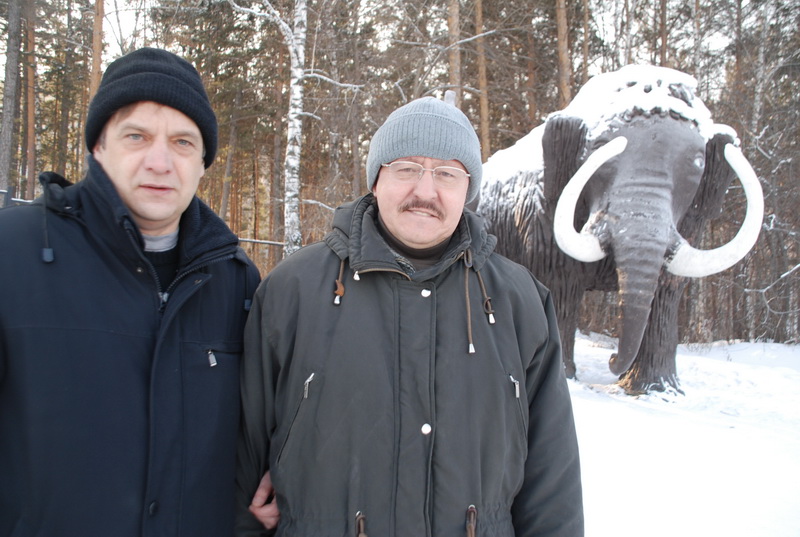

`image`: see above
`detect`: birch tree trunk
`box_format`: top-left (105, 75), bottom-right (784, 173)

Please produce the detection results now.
top-left (282, 0), bottom-right (307, 256)
top-left (0, 0), bottom-right (23, 206)
top-left (228, 0), bottom-right (307, 257)
top-left (745, 2), bottom-right (772, 341)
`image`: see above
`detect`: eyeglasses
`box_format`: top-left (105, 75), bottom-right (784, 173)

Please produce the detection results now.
top-left (381, 161), bottom-right (470, 188)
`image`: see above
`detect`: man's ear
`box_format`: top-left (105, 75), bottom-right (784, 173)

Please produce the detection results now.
top-left (92, 131), bottom-right (106, 158)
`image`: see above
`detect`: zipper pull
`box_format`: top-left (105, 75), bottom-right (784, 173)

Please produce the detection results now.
top-left (509, 375), bottom-right (520, 398)
top-left (355, 511), bottom-right (367, 537)
top-left (465, 505), bottom-right (477, 537)
top-left (208, 350), bottom-right (218, 367)
top-left (303, 372), bottom-right (315, 398)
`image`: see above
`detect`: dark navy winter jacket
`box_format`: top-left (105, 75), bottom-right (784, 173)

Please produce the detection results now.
top-left (0, 157), bottom-right (260, 537)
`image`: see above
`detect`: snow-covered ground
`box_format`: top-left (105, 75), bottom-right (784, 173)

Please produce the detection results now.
top-left (570, 332), bottom-right (800, 537)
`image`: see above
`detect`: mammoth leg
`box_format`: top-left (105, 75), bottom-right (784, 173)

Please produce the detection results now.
top-left (550, 279), bottom-right (584, 379)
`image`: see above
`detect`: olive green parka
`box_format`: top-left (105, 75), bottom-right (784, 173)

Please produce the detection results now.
top-left (236, 194), bottom-right (583, 537)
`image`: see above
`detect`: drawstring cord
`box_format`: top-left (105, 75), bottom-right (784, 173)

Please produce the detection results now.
top-left (334, 259), bottom-right (346, 305)
top-left (464, 260), bottom-right (475, 354)
top-left (464, 249), bottom-right (495, 354)
top-left (463, 249), bottom-right (475, 354)
top-left (334, 250), bottom-right (495, 356)
top-left (355, 511), bottom-right (368, 537)
top-left (465, 505), bottom-right (477, 537)
top-left (476, 271), bottom-right (495, 325)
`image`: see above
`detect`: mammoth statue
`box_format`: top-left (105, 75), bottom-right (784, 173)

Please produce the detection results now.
top-left (479, 65), bottom-right (763, 393)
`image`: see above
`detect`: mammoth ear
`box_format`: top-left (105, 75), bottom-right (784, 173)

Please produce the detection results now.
top-left (677, 132), bottom-right (737, 242)
top-left (542, 115), bottom-right (588, 203)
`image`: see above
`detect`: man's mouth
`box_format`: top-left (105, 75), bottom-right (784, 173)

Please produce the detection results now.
top-left (410, 209), bottom-right (435, 217)
top-left (400, 200), bottom-right (443, 220)
top-left (142, 184), bottom-right (173, 192)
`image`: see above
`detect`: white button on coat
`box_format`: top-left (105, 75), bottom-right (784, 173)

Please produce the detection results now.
top-left (421, 423), bottom-right (432, 435)
top-left (421, 289), bottom-right (432, 297)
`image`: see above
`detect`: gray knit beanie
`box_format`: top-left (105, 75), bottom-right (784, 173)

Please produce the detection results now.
top-left (366, 96), bottom-right (482, 203)
top-left (85, 47), bottom-right (218, 168)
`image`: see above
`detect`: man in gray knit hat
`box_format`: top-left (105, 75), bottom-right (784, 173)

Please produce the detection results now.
top-left (0, 48), bottom-right (260, 536)
top-left (237, 94), bottom-right (584, 537)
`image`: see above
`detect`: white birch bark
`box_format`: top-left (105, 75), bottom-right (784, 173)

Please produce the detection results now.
top-left (229, 0), bottom-right (307, 257)
top-left (283, 0), bottom-right (307, 256)
top-left (746, 2), bottom-right (772, 341)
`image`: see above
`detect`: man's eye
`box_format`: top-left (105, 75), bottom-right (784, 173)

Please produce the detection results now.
top-left (435, 169), bottom-right (456, 179)
top-left (392, 164), bottom-right (418, 174)
top-left (127, 133), bottom-right (143, 141)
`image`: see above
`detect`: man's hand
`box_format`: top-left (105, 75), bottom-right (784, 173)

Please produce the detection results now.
top-left (249, 470), bottom-right (280, 530)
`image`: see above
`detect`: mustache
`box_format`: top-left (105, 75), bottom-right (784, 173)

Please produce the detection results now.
top-left (399, 198), bottom-right (444, 219)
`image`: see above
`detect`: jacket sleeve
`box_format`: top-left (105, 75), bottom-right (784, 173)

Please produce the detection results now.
top-left (511, 281), bottom-right (584, 537)
top-left (235, 282), bottom-right (276, 537)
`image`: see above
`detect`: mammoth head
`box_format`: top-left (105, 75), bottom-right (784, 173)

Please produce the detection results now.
top-left (545, 65), bottom-right (764, 375)
top-left (553, 133), bottom-right (764, 277)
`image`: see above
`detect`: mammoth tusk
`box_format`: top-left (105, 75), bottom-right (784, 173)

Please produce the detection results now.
top-left (554, 136), bottom-right (628, 262)
top-left (666, 144), bottom-right (764, 277)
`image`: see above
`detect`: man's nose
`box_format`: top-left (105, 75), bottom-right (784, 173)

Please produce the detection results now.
top-left (412, 168), bottom-right (438, 196)
top-left (144, 139), bottom-right (173, 173)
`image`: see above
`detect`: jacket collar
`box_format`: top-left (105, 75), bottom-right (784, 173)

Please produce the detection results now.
top-left (40, 156), bottom-right (240, 269)
top-left (325, 193), bottom-right (496, 277)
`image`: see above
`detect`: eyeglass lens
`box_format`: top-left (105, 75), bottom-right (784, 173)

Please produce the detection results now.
top-left (386, 161), bottom-right (468, 186)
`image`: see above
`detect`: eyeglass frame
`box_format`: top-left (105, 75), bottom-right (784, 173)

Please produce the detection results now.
top-left (380, 160), bottom-right (470, 188)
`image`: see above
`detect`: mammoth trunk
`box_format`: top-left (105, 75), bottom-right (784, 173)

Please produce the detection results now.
top-left (607, 184), bottom-right (673, 376)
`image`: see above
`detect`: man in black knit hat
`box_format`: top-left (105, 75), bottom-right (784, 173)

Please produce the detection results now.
top-left (0, 48), bottom-right (260, 536)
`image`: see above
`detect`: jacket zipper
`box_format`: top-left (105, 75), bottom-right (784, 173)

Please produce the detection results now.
top-left (509, 374), bottom-right (528, 438)
top-left (303, 372), bottom-right (315, 398)
top-left (122, 219), bottom-right (236, 311)
top-left (276, 372), bottom-right (316, 466)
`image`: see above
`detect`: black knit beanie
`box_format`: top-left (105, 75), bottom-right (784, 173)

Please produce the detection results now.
top-left (85, 47), bottom-right (218, 168)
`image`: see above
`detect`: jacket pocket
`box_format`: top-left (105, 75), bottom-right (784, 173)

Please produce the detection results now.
top-left (275, 371), bottom-right (316, 467)
top-left (180, 342), bottom-right (243, 531)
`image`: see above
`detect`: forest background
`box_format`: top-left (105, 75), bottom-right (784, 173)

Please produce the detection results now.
top-left (1, 0), bottom-right (798, 347)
